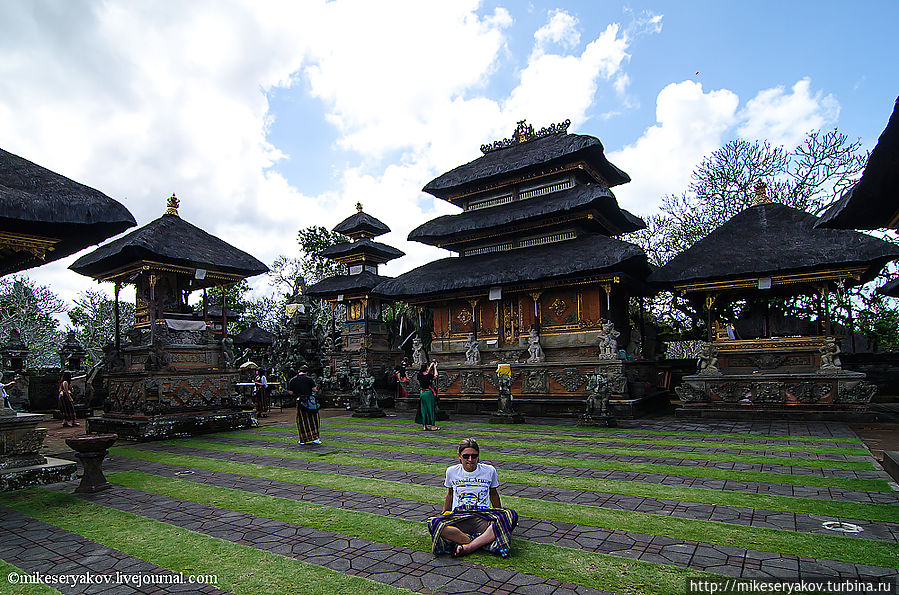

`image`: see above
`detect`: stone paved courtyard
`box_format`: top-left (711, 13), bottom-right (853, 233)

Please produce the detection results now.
top-left (2, 413), bottom-right (897, 594)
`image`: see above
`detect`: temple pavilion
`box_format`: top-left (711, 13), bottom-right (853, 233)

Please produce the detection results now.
top-left (0, 148), bottom-right (135, 275)
top-left (70, 195), bottom-right (268, 440)
top-left (376, 120), bottom-right (657, 417)
top-left (817, 96), bottom-right (899, 231)
top-left (0, 147), bottom-right (134, 490)
top-left (305, 203), bottom-right (404, 393)
top-left (652, 182), bottom-right (899, 419)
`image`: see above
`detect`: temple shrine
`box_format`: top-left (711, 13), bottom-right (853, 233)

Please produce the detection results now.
top-left (653, 182), bottom-right (899, 419)
top-left (0, 147), bottom-right (134, 490)
top-left (305, 203), bottom-right (404, 404)
top-left (376, 120), bottom-right (657, 417)
top-left (70, 195), bottom-right (268, 440)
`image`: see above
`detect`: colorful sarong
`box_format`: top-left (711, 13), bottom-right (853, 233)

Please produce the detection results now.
top-left (427, 506), bottom-right (518, 558)
top-left (296, 406), bottom-right (320, 442)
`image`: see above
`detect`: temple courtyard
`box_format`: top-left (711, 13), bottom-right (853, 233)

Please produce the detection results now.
top-left (0, 410), bottom-right (896, 595)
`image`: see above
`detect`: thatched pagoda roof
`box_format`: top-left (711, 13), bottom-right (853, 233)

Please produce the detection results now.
top-left (652, 202), bottom-right (899, 290)
top-left (319, 238), bottom-right (404, 263)
top-left (305, 270), bottom-right (392, 298)
top-left (409, 183), bottom-right (644, 248)
top-left (332, 204), bottom-right (391, 238)
top-left (877, 277), bottom-right (899, 298)
top-left (375, 233), bottom-right (650, 301)
top-left (0, 148), bottom-right (136, 275)
top-left (232, 323), bottom-right (275, 346)
top-left (423, 130), bottom-right (630, 200)
top-left (70, 199), bottom-right (268, 282)
top-left (817, 97), bottom-right (899, 230)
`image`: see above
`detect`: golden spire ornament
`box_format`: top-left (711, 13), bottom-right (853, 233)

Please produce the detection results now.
top-left (165, 193), bottom-right (180, 216)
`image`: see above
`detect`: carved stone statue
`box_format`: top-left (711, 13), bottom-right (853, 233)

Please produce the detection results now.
top-left (697, 342), bottom-right (721, 376)
top-left (819, 337), bottom-right (842, 372)
top-left (597, 319), bottom-right (620, 359)
top-left (324, 334), bottom-right (334, 354)
top-left (526, 329), bottom-right (545, 363)
top-left (412, 336), bottom-right (425, 367)
top-left (490, 364), bottom-right (523, 423)
top-left (221, 337), bottom-right (235, 370)
top-left (356, 363), bottom-right (376, 408)
top-left (584, 372), bottom-right (611, 417)
top-left (464, 334), bottom-right (480, 364)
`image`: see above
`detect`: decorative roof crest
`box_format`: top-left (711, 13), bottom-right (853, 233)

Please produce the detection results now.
top-left (480, 119), bottom-right (571, 154)
top-left (752, 180), bottom-right (772, 206)
top-left (356, 201), bottom-right (363, 212)
top-left (165, 193), bottom-right (180, 216)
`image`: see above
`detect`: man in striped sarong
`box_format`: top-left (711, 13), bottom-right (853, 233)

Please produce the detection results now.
top-left (288, 366), bottom-right (320, 445)
top-left (427, 438), bottom-right (518, 557)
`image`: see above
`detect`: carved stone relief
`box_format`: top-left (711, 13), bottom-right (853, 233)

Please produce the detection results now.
top-left (751, 382), bottom-right (784, 404)
top-left (837, 380), bottom-right (876, 404)
top-left (675, 381), bottom-right (707, 403)
top-left (436, 372), bottom-right (459, 394)
top-left (714, 382), bottom-right (750, 403)
top-left (549, 368), bottom-right (585, 392)
top-left (789, 381), bottom-right (830, 404)
top-left (461, 371), bottom-right (484, 394)
top-left (521, 369), bottom-right (547, 394)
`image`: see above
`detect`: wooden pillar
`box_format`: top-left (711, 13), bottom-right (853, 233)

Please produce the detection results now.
top-left (822, 286), bottom-right (832, 336)
top-left (202, 287), bottom-right (208, 322)
top-left (149, 273), bottom-right (157, 344)
top-left (639, 295), bottom-right (645, 356)
top-left (705, 294), bottom-right (715, 342)
top-left (221, 284), bottom-right (227, 337)
top-left (114, 281), bottom-right (121, 352)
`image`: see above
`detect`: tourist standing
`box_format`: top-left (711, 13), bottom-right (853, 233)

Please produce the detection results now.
top-left (288, 365), bottom-right (320, 445)
top-left (58, 371), bottom-right (78, 427)
top-left (415, 360), bottom-right (439, 431)
top-left (428, 438), bottom-right (518, 557)
top-left (1, 372), bottom-right (19, 411)
top-left (253, 368), bottom-right (268, 418)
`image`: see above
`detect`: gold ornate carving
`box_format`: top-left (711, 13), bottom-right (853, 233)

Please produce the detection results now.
top-left (0, 231), bottom-right (58, 259)
top-left (548, 298), bottom-right (568, 318)
top-left (675, 266), bottom-right (867, 294)
top-left (165, 193), bottom-right (180, 216)
top-left (456, 308), bottom-right (473, 326)
top-left (480, 119), bottom-right (571, 154)
top-left (752, 180), bottom-right (771, 205)
top-left (356, 201), bottom-right (363, 212)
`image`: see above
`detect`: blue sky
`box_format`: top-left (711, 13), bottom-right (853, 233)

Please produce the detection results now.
top-left (1, 0), bottom-right (896, 308)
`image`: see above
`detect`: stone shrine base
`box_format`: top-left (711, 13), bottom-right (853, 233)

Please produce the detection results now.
top-left (489, 411), bottom-right (525, 424)
top-left (87, 409), bottom-right (256, 441)
top-left (0, 457), bottom-right (76, 492)
top-left (1, 412), bottom-right (76, 491)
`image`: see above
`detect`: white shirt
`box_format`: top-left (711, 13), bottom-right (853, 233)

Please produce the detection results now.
top-left (444, 462), bottom-right (499, 510)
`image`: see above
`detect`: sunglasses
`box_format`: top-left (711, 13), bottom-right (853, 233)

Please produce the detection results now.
top-left (460, 453), bottom-right (479, 459)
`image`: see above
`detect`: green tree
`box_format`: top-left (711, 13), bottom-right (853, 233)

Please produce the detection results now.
top-left (67, 289), bottom-right (135, 366)
top-left (0, 276), bottom-right (66, 367)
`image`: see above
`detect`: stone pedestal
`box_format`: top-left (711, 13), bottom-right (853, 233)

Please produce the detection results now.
top-left (352, 406), bottom-right (386, 418)
top-left (489, 411), bottom-right (525, 424)
top-left (577, 414), bottom-right (616, 427)
top-left (0, 412), bottom-right (76, 491)
top-left (66, 434), bottom-right (117, 493)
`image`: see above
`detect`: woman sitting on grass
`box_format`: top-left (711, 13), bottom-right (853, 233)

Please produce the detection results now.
top-left (427, 438), bottom-right (518, 558)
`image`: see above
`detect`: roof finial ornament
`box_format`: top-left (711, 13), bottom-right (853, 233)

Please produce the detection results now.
top-left (165, 193), bottom-right (180, 216)
top-left (752, 180), bottom-right (771, 206)
top-left (480, 118), bottom-right (572, 154)
top-left (356, 201), bottom-right (363, 213)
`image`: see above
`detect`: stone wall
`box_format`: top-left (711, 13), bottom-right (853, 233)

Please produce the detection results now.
top-left (842, 352), bottom-right (899, 398)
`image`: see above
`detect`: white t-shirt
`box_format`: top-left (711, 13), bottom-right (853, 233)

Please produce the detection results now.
top-left (444, 463), bottom-right (499, 510)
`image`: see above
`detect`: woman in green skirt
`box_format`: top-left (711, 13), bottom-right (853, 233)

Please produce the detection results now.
top-left (415, 360), bottom-right (440, 431)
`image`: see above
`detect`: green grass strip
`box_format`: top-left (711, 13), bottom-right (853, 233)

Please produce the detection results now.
top-left (321, 421), bottom-right (868, 454)
top-left (316, 427), bottom-right (867, 456)
top-left (110, 445), bottom-right (899, 563)
top-left (148, 439), bottom-right (898, 522)
top-left (250, 426), bottom-right (875, 470)
top-left (108, 470), bottom-right (727, 595)
top-left (225, 430), bottom-right (890, 492)
top-left (321, 416), bottom-right (865, 444)
top-left (0, 560), bottom-right (60, 594)
top-left (0, 488), bottom-right (412, 595)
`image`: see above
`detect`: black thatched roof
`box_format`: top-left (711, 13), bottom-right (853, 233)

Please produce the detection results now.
top-left (423, 132), bottom-right (630, 200)
top-left (70, 212), bottom-right (268, 280)
top-left (877, 277), bottom-right (899, 298)
top-left (0, 148), bottom-right (136, 275)
top-left (817, 97), bottom-right (899, 230)
top-left (232, 323), bottom-right (275, 346)
top-left (409, 183), bottom-right (644, 247)
top-left (305, 270), bottom-right (392, 298)
top-left (375, 233), bottom-right (650, 300)
top-left (320, 238), bottom-right (404, 262)
top-left (652, 203), bottom-right (899, 287)
top-left (333, 210), bottom-right (390, 238)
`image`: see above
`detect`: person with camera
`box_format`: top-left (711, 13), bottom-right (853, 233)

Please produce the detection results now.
top-left (415, 359), bottom-right (440, 431)
top-left (288, 365), bottom-right (321, 445)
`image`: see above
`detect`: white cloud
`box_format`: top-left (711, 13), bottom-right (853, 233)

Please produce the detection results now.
top-left (610, 81), bottom-right (739, 215)
top-left (737, 78), bottom-right (840, 148)
top-left (533, 9), bottom-right (580, 54)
